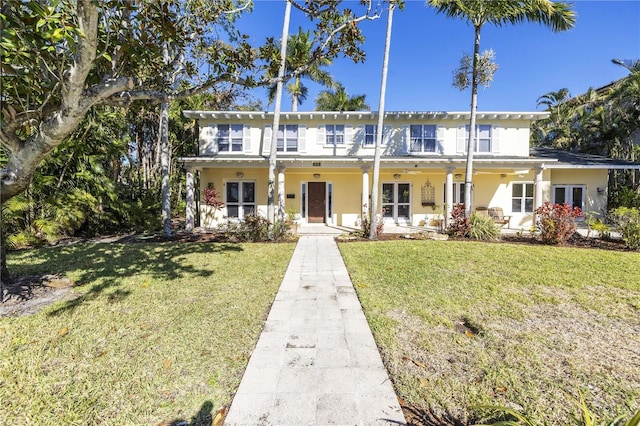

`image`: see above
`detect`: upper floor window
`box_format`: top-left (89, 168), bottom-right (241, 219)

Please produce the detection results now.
top-left (465, 124), bottom-right (493, 152)
top-left (364, 124), bottom-right (378, 146)
top-left (325, 125), bottom-right (344, 145)
top-left (217, 124), bottom-right (243, 152)
top-left (512, 183), bottom-right (534, 213)
top-left (277, 125), bottom-right (298, 152)
top-left (410, 125), bottom-right (436, 152)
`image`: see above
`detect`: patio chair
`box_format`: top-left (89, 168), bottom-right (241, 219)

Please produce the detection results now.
top-left (488, 207), bottom-right (511, 228)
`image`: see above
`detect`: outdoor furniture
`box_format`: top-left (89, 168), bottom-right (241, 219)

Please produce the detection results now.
top-left (475, 207), bottom-right (490, 217)
top-left (488, 207), bottom-right (511, 227)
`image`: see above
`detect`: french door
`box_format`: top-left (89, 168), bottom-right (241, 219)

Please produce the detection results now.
top-left (553, 185), bottom-right (585, 211)
top-left (382, 183), bottom-right (411, 222)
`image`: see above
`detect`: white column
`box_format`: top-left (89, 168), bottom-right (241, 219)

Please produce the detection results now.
top-left (445, 168), bottom-right (454, 227)
top-left (361, 166), bottom-right (370, 220)
top-left (535, 167), bottom-right (544, 210)
top-left (534, 166), bottom-right (544, 224)
top-left (277, 166), bottom-right (286, 221)
top-left (185, 168), bottom-right (195, 233)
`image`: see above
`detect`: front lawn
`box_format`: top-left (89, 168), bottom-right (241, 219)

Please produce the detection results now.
top-left (339, 240), bottom-right (640, 425)
top-left (0, 241), bottom-right (295, 425)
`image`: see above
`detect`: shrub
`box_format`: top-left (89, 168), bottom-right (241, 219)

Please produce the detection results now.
top-left (202, 186), bottom-right (224, 210)
top-left (357, 214), bottom-right (384, 238)
top-left (609, 207), bottom-right (640, 249)
top-left (469, 213), bottom-right (501, 241)
top-left (446, 203), bottom-right (470, 238)
top-left (221, 214), bottom-right (290, 242)
top-left (535, 202), bottom-right (583, 245)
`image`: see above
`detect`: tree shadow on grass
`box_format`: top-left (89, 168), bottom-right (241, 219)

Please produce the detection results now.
top-left (164, 400), bottom-right (227, 426)
top-left (402, 403), bottom-right (470, 426)
top-left (5, 241), bottom-right (244, 316)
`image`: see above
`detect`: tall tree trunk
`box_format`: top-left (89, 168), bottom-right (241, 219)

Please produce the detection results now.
top-left (160, 100), bottom-right (172, 236)
top-left (160, 39), bottom-right (172, 237)
top-left (268, 0), bottom-right (291, 225)
top-left (369, 2), bottom-right (394, 240)
top-left (463, 24), bottom-right (481, 217)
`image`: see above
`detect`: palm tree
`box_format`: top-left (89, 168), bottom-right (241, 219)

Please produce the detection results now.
top-left (370, 2), bottom-right (396, 240)
top-left (314, 83), bottom-right (370, 111)
top-left (267, 27), bottom-right (336, 111)
top-left (537, 87), bottom-right (571, 110)
top-left (427, 0), bottom-right (576, 216)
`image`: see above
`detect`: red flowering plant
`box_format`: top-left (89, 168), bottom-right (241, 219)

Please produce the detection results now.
top-left (446, 203), bottom-right (471, 238)
top-left (202, 186), bottom-right (224, 210)
top-left (535, 201), bottom-right (583, 245)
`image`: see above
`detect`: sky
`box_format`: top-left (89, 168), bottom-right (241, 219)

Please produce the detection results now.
top-left (233, 0), bottom-right (640, 113)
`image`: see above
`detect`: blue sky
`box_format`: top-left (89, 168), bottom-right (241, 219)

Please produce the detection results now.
top-left (235, 0), bottom-right (640, 112)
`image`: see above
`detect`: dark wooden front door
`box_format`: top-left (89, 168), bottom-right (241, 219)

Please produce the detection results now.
top-left (308, 182), bottom-right (326, 223)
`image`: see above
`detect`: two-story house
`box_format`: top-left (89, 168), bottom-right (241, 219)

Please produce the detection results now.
top-left (179, 110), bottom-right (639, 231)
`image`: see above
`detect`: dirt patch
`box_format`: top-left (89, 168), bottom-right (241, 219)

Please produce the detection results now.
top-left (1, 274), bottom-right (79, 317)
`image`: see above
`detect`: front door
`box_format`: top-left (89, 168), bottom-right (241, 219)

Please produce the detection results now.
top-left (308, 182), bottom-right (326, 223)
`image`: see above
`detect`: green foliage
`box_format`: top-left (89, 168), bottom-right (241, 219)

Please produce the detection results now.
top-left (221, 215), bottom-right (290, 242)
top-left (609, 207), bottom-right (640, 250)
top-left (476, 401), bottom-right (640, 426)
top-left (354, 214), bottom-right (384, 239)
top-left (535, 201), bottom-right (583, 244)
top-left (314, 82), bottom-right (370, 111)
top-left (469, 213), bottom-right (501, 240)
top-left (585, 211), bottom-right (611, 239)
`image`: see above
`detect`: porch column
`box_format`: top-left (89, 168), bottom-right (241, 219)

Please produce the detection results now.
top-left (445, 168), bottom-right (454, 227)
top-left (534, 166), bottom-right (544, 224)
top-left (361, 166), bottom-right (370, 220)
top-left (185, 167), bottom-right (195, 233)
top-left (534, 166), bottom-right (544, 209)
top-left (277, 166), bottom-right (286, 221)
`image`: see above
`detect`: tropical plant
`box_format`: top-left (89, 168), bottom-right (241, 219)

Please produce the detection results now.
top-left (446, 203), bottom-right (471, 238)
top-left (266, 27), bottom-right (336, 111)
top-left (535, 201), bottom-right (583, 245)
top-left (314, 82), bottom-right (370, 111)
top-left (469, 213), bottom-right (500, 240)
top-left (609, 206), bottom-right (640, 250)
top-left (427, 0), bottom-right (576, 216)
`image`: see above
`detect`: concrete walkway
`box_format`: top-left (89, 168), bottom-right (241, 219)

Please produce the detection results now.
top-left (224, 235), bottom-right (406, 425)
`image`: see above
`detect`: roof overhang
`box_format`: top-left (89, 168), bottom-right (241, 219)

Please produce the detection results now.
top-left (182, 110), bottom-right (550, 122)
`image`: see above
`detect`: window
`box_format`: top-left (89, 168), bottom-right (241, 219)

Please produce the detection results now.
top-left (512, 183), bottom-right (534, 213)
top-left (277, 125), bottom-right (298, 152)
top-left (301, 183), bottom-right (307, 219)
top-left (410, 125), bottom-right (436, 152)
top-left (217, 124), bottom-right (243, 152)
top-left (465, 124), bottom-right (492, 152)
top-left (553, 185), bottom-right (585, 211)
top-left (326, 125), bottom-right (344, 145)
top-left (382, 182), bottom-right (410, 221)
top-left (443, 182), bottom-right (466, 205)
top-left (226, 181), bottom-right (256, 219)
top-left (364, 124), bottom-right (378, 145)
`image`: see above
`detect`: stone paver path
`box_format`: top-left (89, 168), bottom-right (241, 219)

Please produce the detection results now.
top-left (224, 235), bottom-right (406, 425)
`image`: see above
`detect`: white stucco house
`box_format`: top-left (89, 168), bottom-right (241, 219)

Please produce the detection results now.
top-left (178, 110), bottom-right (639, 231)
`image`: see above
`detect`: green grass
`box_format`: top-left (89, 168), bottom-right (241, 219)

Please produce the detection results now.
top-left (339, 240), bottom-right (640, 425)
top-left (0, 241), bottom-right (295, 425)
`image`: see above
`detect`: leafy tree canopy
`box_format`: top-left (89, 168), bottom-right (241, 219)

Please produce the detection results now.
top-left (0, 0), bottom-right (384, 202)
